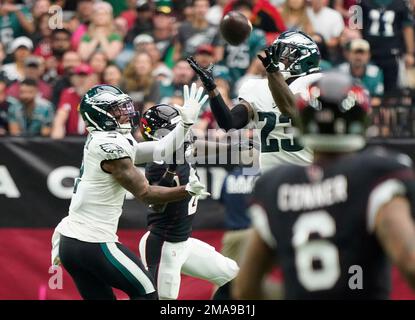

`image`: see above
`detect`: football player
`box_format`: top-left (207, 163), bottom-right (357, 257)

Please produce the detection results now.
top-left (233, 72), bottom-right (415, 299)
top-left (188, 31), bottom-right (322, 172)
top-left (138, 104), bottom-right (239, 300)
top-left (51, 83), bottom-right (208, 300)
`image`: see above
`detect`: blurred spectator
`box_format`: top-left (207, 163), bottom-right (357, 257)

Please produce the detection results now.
top-left (122, 52), bottom-right (160, 108)
top-left (42, 28), bottom-right (72, 83)
top-left (78, 2), bottom-right (124, 61)
top-left (51, 64), bottom-right (96, 139)
top-left (234, 57), bottom-right (266, 93)
top-left (206, 0), bottom-right (228, 26)
top-left (105, 0), bottom-right (129, 17)
top-left (360, 0), bottom-right (414, 93)
top-left (152, 4), bottom-right (176, 68)
top-left (166, 94), bottom-right (184, 108)
top-left (181, 1), bottom-right (195, 23)
top-left (1, 36), bottom-right (33, 83)
top-left (0, 78), bottom-right (12, 136)
top-left (337, 39), bottom-right (384, 101)
top-left (71, 0), bottom-right (94, 50)
top-left (223, 0), bottom-right (286, 44)
top-left (339, 27), bottom-right (362, 58)
top-left (143, 40), bottom-right (174, 85)
top-left (174, 0), bottom-right (223, 61)
top-left (219, 166), bottom-right (255, 261)
top-left (89, 51), bottom-right (109, 82)
top-left (103, 64), bottom-right (123, 87)
top-left (220, 1), bottom-right (266, 93)
top-left (31, 0), bottom-right (51, 23)
top-left (281, 0), bottom-right (314, 35)
top-left (0, 42), bottom-right (5, 68)
top-left (8, 78), bottom-right (54, 137)
top-left (116, 33), bottom-right (155, 69)
top-left (334, 0), bottom-right (357, 24)
top-left (307, 0), bottom-right (344, 56)
top-left (159, 59), bottom-right (195, 100)
top-left (0, 0), bottom-right (35, 50)
top-left (63, 11), bottom-right (80, 34)
top-left (6, 56), bottom-right (52, 101)
top-left (195, 44), bottom-right (231, 83)
top-left (51, 29), bottom-right (72, 62)
top-left (32, 13), bottom-right (53, 59)
top-left (51, 51), bottom-right (82, 107)
top-left (124, 0), bottom-right (154, 44)
top-left (119, 0), bottom-right (139, 31)
top-left (311, 33), bottom-right (334, 68)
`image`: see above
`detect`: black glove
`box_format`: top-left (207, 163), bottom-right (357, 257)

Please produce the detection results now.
top-left (257, 44), bottom-right (282, 73)
top-left (187, 56), bottom-right (217, 91)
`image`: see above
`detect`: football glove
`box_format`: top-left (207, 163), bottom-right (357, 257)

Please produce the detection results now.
top-left (179, 82), bottom-right (208, 127)
top-left (257, 43), bottom-right (282, 73)
top-left (185, 166), bottom-right (210, 197)
top-left (187, 56), bottom-right (217, 91)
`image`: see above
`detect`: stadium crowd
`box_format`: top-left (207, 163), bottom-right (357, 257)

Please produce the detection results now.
top-left (0, 0), bottom-right (414, 139)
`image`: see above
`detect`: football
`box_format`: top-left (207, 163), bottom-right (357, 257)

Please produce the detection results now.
top-left (220, 11), bottom-right (252, 46)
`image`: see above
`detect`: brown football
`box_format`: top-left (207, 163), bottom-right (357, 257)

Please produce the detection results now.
top-left (220, 11), bottom-right (252, 46)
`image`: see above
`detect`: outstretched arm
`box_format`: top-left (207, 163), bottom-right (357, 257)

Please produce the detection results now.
top-left (102, 158), bottom-right (188, 205)
top-left (134, 121), bottom-right (189, 164)
top-left (187, 57), bottom-right (253, 131)
top-left (134, 83), bottom-right (208, 165)
top-left (257, 47), bottom-right (299, 125)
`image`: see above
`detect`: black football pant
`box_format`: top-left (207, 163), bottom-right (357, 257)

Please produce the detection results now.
top-left (59, 235), bottom-right (157, 300)
top-left (372, 55), bottom-right (399, 94)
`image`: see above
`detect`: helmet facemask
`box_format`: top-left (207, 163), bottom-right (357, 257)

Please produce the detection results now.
top-left (107, 96), bottom-right (140, 134)
top-left (273, 31), bottom-right (321, 80)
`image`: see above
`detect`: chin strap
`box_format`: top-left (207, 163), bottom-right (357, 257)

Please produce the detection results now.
top-left (116, 123), bottom-right (133, 134)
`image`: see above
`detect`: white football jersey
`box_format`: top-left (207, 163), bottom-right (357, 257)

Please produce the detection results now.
top-left (238, 73), bottom-right (322, 172)
top-left (55, 131), bottom-right (137, 243)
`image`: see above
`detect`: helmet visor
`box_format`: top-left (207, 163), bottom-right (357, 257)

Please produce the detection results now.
top-left (279, 44), bottom-right (302, 68)
top-left (109, 97), bottom-right (140, 128)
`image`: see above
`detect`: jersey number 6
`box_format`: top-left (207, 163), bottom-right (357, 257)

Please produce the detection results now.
top-left (292, 211), bottom-right (341, 291)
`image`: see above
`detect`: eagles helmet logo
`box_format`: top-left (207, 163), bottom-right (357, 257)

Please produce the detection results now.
top-left (99, 143), bottom-right (125, 154)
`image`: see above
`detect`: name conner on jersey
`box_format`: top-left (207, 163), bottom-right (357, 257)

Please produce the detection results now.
top-left (278, 175), bottom-right (348, 212)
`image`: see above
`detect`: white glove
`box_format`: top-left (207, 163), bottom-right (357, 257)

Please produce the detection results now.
top-left (178, 82), bottom-right (208, 126)
top-left (185, 166), bottom-right (210, 197)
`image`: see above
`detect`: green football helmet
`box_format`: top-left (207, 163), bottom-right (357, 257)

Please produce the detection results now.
top-left (79, 85), bottom-right (139, 134)
top-left (273, 31), bottom-right (321, 79)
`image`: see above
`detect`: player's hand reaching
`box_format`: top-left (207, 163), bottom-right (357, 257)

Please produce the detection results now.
top-left (179, 82), bottom-right (209, 127)
top-left (185, 167), bottom-right (210, 197)
top-left (187, 56), bottom-right (217, 91)
top-left (257, 43), bottom-right (282, 73)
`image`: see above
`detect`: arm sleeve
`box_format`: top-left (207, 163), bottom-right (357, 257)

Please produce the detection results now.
top-left (210, 93), bottom-right (250, 131)
top-left (134, 121), bottom-right (190, 165)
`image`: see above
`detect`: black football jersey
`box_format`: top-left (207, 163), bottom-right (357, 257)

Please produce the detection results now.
top-left (252, 147), bottom-right (415, 299)
top-left (145, 161), bottom-right (197, 242)
top-left (360, 0), bottom-right (414, 57)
